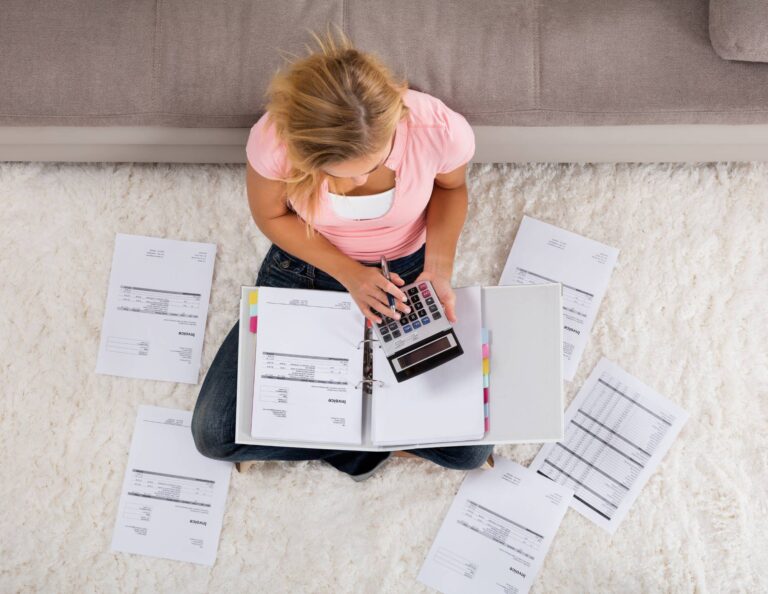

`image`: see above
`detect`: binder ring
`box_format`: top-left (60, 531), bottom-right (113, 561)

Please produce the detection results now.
top-left (357, 338), bottom-right (379, 350)
top-left (355, 379), bottom-right (384, 389)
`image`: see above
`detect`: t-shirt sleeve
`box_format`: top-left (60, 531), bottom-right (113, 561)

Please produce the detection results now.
top-left (245, 113), bottom-right (290, 181)
top-left (436, 102), bottom-right (476, 174)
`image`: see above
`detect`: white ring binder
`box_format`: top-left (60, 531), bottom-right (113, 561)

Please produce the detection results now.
top-left (355, 379), bottom-right (384, 389)
top-left (357, 338), bottom-right (380, 349)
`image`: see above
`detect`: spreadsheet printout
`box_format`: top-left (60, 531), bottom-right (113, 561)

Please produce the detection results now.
top-left (531, 358), bottom-right (688, 533)
top-left (418, 458), bottom-right (571, 594)
top-left (111, 406), bottom-right (232, 565)
top-left (96, 233), bottom-right (216, 383)
top-left (499, 216), bottom-right (618, 380)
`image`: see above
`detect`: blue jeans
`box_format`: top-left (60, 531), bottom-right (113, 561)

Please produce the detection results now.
top-left (191, 243), bottom-right (493, 477)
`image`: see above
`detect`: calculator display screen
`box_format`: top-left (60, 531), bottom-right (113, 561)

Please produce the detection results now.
top-left (397, 336), bottom-right (451, 369)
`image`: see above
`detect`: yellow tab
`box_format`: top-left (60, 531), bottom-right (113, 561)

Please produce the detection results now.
top-left (482, 359), bottom-right (490, 375)
top-left (249, 290), bottom-right (258, 305)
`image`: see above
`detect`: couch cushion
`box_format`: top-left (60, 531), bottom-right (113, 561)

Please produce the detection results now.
top-left (2, 0), bottom-right (768, 127)
top-left (345, 0), bottom-right (536, 125)
top-left (537, 0), bottom-right (768, 125)
top-left (156, 0), bottom-right (344, 127)
top-left (0, 0), bottom-right (156, 124)
top-left (709, 0), bottom-right (768, 63)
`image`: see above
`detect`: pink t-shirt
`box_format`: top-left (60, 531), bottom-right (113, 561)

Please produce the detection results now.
top-left (245, 89), bottom-right (475, 261)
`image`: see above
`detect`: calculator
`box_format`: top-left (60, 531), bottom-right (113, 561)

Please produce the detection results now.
top-left (372, 280), bottom-right (463, 382)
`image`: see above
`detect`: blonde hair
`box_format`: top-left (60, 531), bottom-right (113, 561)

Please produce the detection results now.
top-left (263, 25), bottom-right (409, 229)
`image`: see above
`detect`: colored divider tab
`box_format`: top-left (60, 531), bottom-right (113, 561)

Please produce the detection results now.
top-left (248, 290), bottom-right (259, 333)
top-left (481, 327), bottom-right (490, 432)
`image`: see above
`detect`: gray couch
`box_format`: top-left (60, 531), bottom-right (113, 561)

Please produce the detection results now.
top-left (1, 0), bottom-right (767, 163)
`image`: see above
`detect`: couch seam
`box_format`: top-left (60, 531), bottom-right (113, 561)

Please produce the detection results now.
top-left (7, 108), bottom-right (768, 120)
top-left (532, 0), bottom-right (541, 109)
top-left (151, 0), bottom-right (162, 114)
top-left (6, 107), bottom-right (768, 119)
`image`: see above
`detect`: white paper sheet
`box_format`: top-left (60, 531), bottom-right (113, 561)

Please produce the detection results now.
top-left (96, 234), bottom-right (216, 384)
top-left (531, 357), bottom-right (688, 533)
top-left (111, 406), bottom-right (232, 566)
top-left (371, 286), bottom-right (485, 446)
top-left (499, 216), bottom-right (618, 381)
top-left (418, 458), bottom-right (572, 594)
top-left (251, 287), bottom-right (365, 445)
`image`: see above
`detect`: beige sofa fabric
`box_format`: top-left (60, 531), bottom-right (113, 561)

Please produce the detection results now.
top-left (1, 0), bottom-right (768, 127)
top-left (710, 0), bottom-right (768, 63)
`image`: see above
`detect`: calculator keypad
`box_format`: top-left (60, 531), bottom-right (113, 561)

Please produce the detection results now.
top-left (374, 279), bottom-right (449, 353)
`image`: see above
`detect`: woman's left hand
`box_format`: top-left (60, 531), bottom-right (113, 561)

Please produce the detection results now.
top-left (415, 271), bottom-right (457, 323)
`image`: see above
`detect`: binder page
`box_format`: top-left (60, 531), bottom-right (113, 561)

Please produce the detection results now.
top-left (371, 286), bottom-right (484, 446)
top-left (251, 287), bottom-right (365, 445)
top-left (531, 357), bottom-right (689, 533)
top-left (417, 458), bottom-right (572, 594)
top-left (499, 216), bottom-right (618, 380)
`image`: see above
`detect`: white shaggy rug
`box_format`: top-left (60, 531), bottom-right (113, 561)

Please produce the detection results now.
top-left (1, 160), bottom-right (766, 593)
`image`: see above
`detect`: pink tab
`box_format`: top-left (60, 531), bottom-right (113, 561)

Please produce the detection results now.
top-left (483, 387), bottom-right (489, 403)
top-left (482, 344), bottom-right (490, 358)
top-left (249, 316), bottom-right (258, 333)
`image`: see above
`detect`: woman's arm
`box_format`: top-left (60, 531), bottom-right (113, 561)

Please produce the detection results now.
top-left (246, 163), bottom-right (409, 323)
top-left (417, 164), bottom-right (470, 322)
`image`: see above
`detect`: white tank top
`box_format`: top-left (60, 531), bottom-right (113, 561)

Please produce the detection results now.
top-left (327, 186), bottom-right (395, 220)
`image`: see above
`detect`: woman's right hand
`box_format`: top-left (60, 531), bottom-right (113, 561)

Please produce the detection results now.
top-left (338, 263), bottom-right (411, 324)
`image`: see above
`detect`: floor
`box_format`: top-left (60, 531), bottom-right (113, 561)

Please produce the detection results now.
top-left (1, 161), bottom-right (766, 593)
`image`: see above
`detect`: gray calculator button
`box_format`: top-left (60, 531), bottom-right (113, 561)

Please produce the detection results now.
top-left (407, 287), bottom-right (419, 295)
top-left (392, 330), bottom-right (401, 338)
top-left (380, 325), bottom-right (389, 334)
top-left (408, 313), bottom-right (418, 322)
top-left (388, 323), bottom-right (398, 331)
top-left (383, 333), bottom-right (393, 342)
top-left (433, 312), bottom-right (442, 320)
top-left (428, 304), bottom-right (438, 313)
top-left (426, 297), bottom-right (435, 305)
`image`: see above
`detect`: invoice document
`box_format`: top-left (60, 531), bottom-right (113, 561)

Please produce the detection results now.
top-left (111, 406), bottom-right (232, 566)
top-left (96, 233), bottom-right (216, 384)
top-left (499, 216), bottom-right (618, 380)
top-left (371, 286), bottom-right (485, 446)
top-left (531, 357), bottom-right (688, 533)
top-left (250, 287), bottom-right (365, 445)
top-left (418, 458), bottom-right (572, 594)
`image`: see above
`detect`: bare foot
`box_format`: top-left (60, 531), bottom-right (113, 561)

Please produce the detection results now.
top-left (393, 450), bottom-right (417, 458)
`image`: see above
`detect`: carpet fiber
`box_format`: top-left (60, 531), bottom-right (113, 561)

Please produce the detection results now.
top-left (1, 161), bottom-right (766, 593)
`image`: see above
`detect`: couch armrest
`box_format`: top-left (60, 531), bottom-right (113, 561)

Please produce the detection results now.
top-left (710, 0), bottom-right (768, 63)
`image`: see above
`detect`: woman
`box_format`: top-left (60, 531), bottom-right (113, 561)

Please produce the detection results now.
top-left (192, 29), bottom-right (493, 480)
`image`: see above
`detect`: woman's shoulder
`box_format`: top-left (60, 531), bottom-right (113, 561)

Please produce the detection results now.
top-left (245, 112), bottom-right (290, 181)
top-left (402, 89), bottom-right (475, 173)
top-left (402, 89), bottom-right (467, 130)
